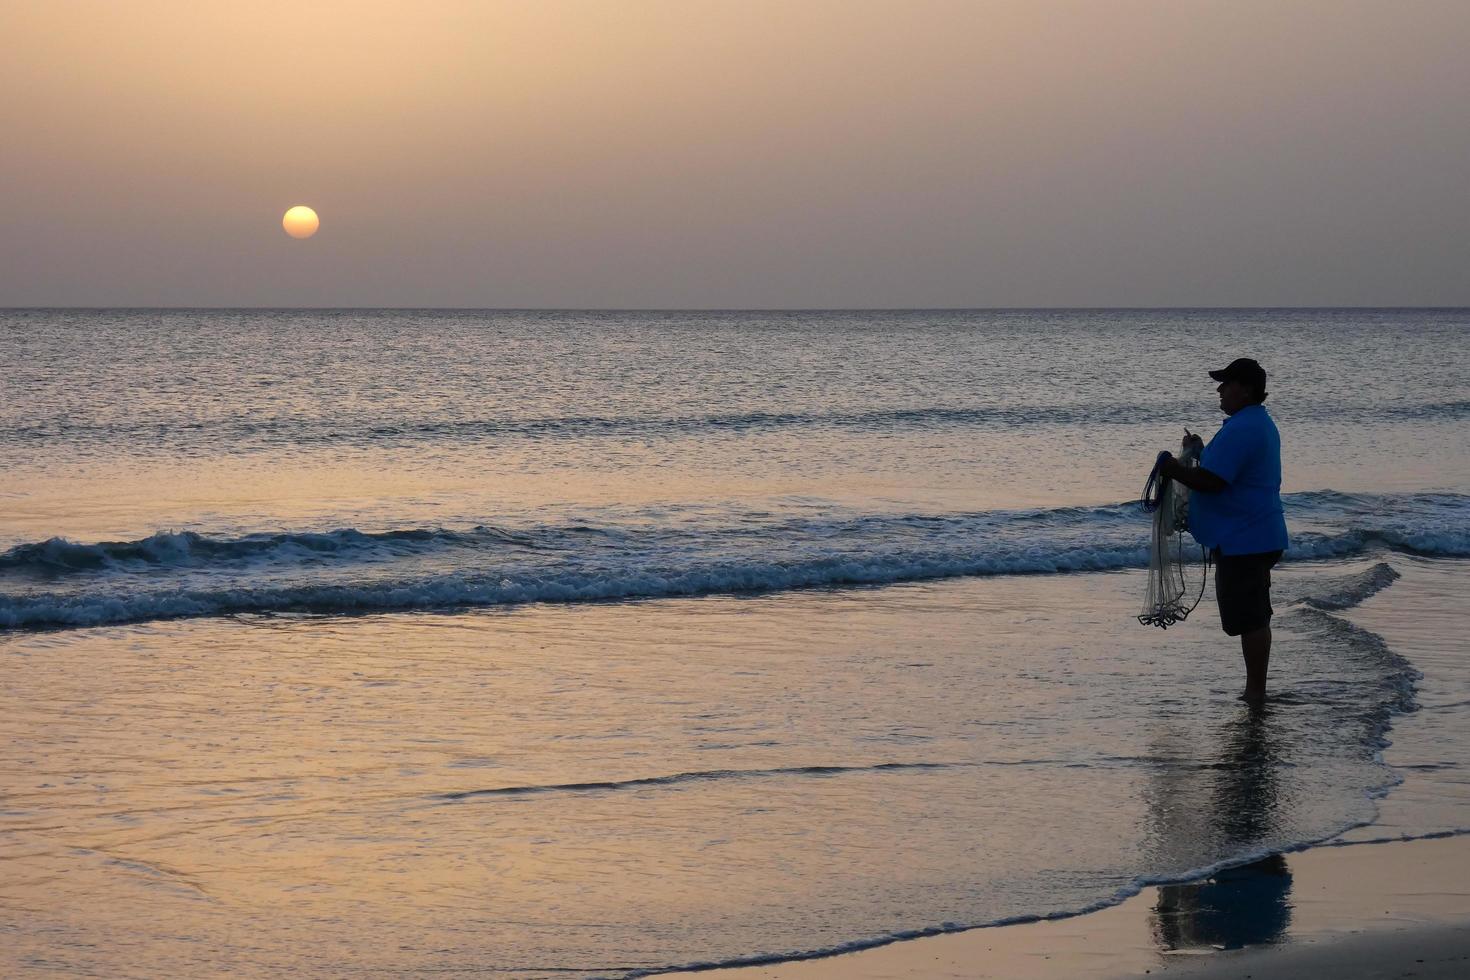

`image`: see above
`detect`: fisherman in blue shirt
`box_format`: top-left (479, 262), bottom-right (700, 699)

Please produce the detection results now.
top-left (1161, 358), bottom-right (1289, 705)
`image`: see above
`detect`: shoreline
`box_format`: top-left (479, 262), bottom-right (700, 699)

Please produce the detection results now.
top-left (668, 558), bottom-right (1470, 980)
top-left (4, 541), bottom-right (1461, 976)
top-left (666, 831), bottom-right (1470, 979)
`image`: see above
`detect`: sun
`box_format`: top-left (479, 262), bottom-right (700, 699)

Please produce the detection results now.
top-left (282, 205), bottom-right (320, 239)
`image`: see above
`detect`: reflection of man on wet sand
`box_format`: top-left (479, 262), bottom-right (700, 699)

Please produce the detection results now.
top-left (1153, 852), bottom-right (1292, 951)
top-left (1160, 358), bottom-right (1289, 705)
top-left (1151, 710), bottom-right (1293, 951)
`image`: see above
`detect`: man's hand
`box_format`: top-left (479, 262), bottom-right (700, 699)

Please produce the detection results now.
top-left (1160, 452), bottom-right (1228, 494)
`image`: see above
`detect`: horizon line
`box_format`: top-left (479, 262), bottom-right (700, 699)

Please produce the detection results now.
top-left (4, 305), bottom-right (1469, 314)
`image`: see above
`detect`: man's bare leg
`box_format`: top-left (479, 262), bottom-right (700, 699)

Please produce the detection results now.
top-left (1241, 626), bottom-right (1271, 705)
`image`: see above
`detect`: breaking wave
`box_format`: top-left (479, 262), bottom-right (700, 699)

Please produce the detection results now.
top-left (2, 490), bottom-right (1465, 630)
top-left (0, 524), bottom-right (533, 574)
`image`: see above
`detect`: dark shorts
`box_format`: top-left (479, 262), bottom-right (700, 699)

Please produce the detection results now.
top-left (1213, 549), bottom-right (1283, 637)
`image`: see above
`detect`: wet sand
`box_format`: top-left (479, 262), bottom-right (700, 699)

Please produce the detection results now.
top-left (674, 832), bottom-right (1470, 979)
top-left (3, 558), bottom-right (1462, 976)
top-left (675, 559), bottom-right (1470, 980)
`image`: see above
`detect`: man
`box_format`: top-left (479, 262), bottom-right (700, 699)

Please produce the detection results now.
top-left (1160, 358), bottom-right (1289, 705)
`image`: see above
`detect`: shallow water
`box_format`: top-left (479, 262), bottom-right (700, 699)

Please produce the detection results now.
top-left (2, 309), bottom-right (1468, 976)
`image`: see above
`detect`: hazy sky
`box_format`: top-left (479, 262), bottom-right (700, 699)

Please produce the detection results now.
top-left (3, 0), bottom-right (1467, 307)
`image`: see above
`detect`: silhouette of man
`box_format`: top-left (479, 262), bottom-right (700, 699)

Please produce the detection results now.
top-left (1161, 358), bottom-right (1288, 705)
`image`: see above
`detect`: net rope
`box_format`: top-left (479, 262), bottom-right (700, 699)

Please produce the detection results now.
top-left (1137, 442), bottom-right (1209, 628)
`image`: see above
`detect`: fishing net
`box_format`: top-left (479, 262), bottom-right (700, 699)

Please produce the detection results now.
top-left (1138, 441), bottom-right (1209, 628)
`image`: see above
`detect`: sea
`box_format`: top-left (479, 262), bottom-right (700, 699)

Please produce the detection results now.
top-left (2, 308), bottom-right (1468, 977)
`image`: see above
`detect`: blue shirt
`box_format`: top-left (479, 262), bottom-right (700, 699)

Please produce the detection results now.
top-left (1188, 404), bottom-right (1289, 556)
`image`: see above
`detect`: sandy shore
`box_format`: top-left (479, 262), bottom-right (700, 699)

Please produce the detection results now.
top-left (669, 560), bottom-right (1470, 980)
top-left (670, 832), bottom-right (1470, 979)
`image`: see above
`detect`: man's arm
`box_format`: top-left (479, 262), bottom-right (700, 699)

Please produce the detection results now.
top-left (1160, 454), bottom-right (1228, 493)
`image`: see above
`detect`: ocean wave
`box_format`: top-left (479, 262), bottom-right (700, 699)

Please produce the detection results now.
top-left (1286, 529), bottom-right (1470, 560)
top-left (1294, 562), bottom-right (1401, 610)
top-left (0, 533), bottom-right (1455, 631)
top-left (0, 403), bottom-right (1179, 446)
top-left (0, 505), bottom-right (1141, 579)
top-left (0, 524), bottom-right (538, 575)
top-left (9, 398), bottom-right (1469, 451)
top-left (0, 544), bottom-right (1155, 629)
top-left (2, 490), bottom-right (1465, 630)
top-left (4, 490), bottom-right (1465, 578)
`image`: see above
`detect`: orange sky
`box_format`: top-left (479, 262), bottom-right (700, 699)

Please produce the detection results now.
top-left (2, 0), bottom-right (1467, 307)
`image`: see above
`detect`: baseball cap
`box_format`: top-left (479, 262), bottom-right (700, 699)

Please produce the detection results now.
top-left (1209, 358), bottom-right (1267, 392)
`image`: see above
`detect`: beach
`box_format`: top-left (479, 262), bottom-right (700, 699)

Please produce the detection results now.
top-left (2, 308), bottom-right (1468, 977)
top-left (676, 551), bottom-right (1470, 980)
top-left (8, 0), bottom-right (1470, 973)
top-left (677, 833), bottom-right (1470, 979)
